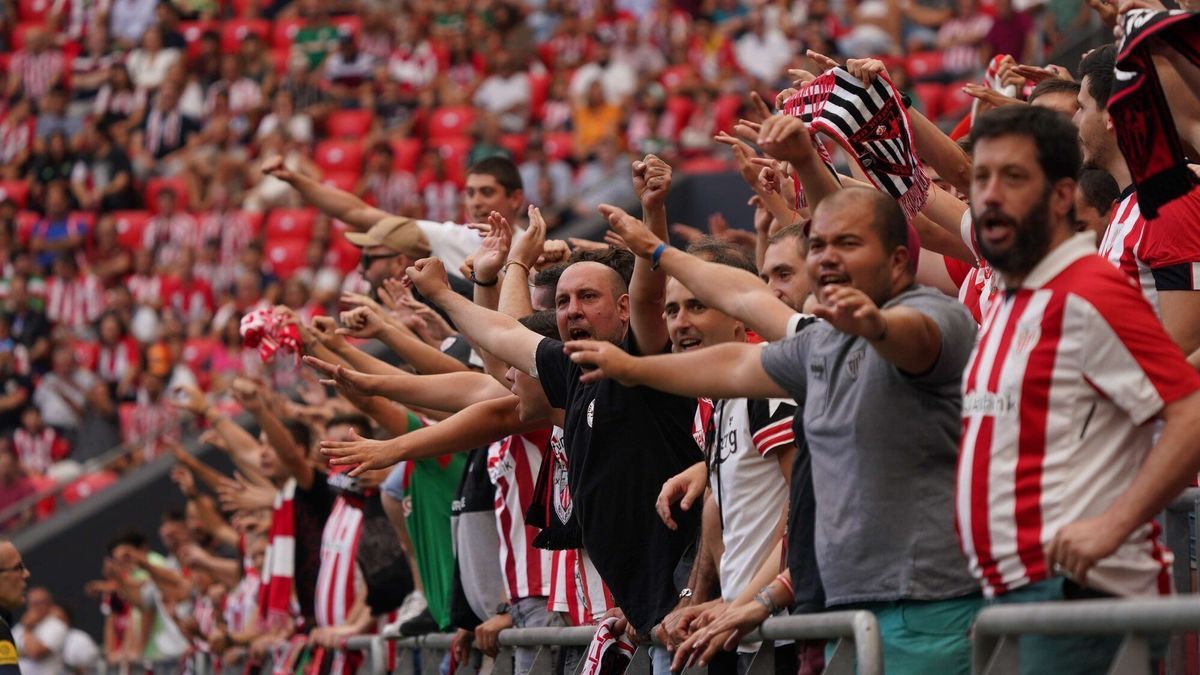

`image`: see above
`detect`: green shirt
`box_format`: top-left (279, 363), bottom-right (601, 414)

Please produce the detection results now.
top-left (293, 24), bottom-right (339, 70)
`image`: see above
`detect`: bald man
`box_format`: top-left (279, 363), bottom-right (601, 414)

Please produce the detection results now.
top-left (0, 541), bottom-right (29, 674)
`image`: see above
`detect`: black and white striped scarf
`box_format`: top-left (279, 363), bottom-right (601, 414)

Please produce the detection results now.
top-left (783, 67), bottom-right (930, 218)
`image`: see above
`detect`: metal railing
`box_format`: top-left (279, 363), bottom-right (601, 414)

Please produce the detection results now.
top-left (344, 611), bottom-right (883, 675)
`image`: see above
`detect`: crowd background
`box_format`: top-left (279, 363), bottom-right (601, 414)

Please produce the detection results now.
top-left (0, 0), bottom-right (1116, 670)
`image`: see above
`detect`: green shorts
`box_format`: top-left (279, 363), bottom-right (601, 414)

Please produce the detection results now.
top-left (828, 594), bottom-right (982, 675)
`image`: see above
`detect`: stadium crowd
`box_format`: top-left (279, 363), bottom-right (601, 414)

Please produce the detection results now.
top-left (4, 0), bottom-right (1200, 674)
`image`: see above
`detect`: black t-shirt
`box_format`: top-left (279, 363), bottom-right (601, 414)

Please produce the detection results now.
top-left (535, 335), bottom-right (701, 634)
top-left (293, 476), bottom-right (335, 625)
top-left (0, 374), bottom-right (31, 434)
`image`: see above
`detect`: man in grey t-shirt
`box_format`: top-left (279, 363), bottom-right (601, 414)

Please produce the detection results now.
top-left (566, 187), bottom-right (981, 675)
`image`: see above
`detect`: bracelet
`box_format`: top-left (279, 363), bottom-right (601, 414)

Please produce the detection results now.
top-left (774, 572), bottom-right (795, 603)
top-left (650, 242), bottom-right (667, 270)
top-left (504, 260), bottom-right (531, 275)
top-left (753, 587), bottom-right (781, 615)
top-left (470, 270), bottom-right (498, 287)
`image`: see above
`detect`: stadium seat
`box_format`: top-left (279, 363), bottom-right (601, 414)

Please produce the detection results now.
top-left (330, 15), bottom-right (362, 39)
top-left (110, 210), bottom-right (152, 249)
top-left (220, 19), bottom-right (270, 54)
top-left (660, 64), bottom-right (695, 92)
top-left (15, 211), bottom-right (38, 245)
top-left (326, 236), bottom-right (362, 273)
top-left (68, 211), bottom-right (96, 232)
top-left (428, 106), bottom-right (477, 140)
top-left (265, 238), bottom-right (308, 277)
top-left (325, 109), bottom-right (374, 138)
top-left (17, 0), bottom-right (51, 22)
top-left (240, 209), bottom-right (266, 238)
top-left (179, 21), bottom-right (218, 61)
top-left (665, 95), bottom-right (696, 132)
top-left (264, 208), bottom-right (316, 242)
top-left (0, 54), bottom-right (10, 77)
top-left (542, 131), bottom-right (574, 162)
top-left (29, 475), bottom-right (55, 520)
top-left (117, 402), bottom-right (138, 441)
top-left (528, 71), bottom-right (551, 121)
top-left (906, 52), bottom-right (945, 81)
top-left (314, 139), bottom-right (364, 173)
top-left (430, 136), bottom-right (472, 185)
top-left (390, 138), bottom-right (422, 172)
top-left (713, 93), bottom-right (743, 134)
top-left (321, 170), bottom-right (359, 193)
top-left (271, 17), bottom-right (306, 50)
top-left (144, 176), bottom-right (189, 212)
top-left (0, 180), bottom-right (29, 208)
top-left (679, 157), bottom-right (730, 174)
top-left (63, 472), bottom-right (118, 505)
top-left (499, 134), bottom-right (528, 163)
top-left (941, 81), bottom-right (975, 120)
top-left (913, 82), bottom-right (947, 120)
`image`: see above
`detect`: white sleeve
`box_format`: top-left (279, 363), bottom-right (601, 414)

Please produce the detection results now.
top-left (415, 220), bottom-right (484, 279)
top-left (959, 209), bottom-right (980, 264)
top-left (35, 618), bottom-right (68, 654)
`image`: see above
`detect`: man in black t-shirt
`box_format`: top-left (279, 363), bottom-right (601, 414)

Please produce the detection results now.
top-left (407, 255), bottom-right (702, 649)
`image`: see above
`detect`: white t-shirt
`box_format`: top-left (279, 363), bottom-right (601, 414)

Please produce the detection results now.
top-left (13, 616), bottom-right (68, 675)
top-left (63, 629), bottom-right (100, 670)
top-left (415, 220), bottom-right (527, 280)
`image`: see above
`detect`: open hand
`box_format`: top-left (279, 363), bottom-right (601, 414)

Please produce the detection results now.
top-left (598, 204), bottom-right (661, 259)
top-left (320, 431), bottom-right (407, 476)
top-left (510, 205), bottom-right (547, 269)
top-left (259, 155), bottom-right (296, 182)
top-left (473, 210), bottom-right (514, 283)
top-left (303, 355), bottom-right (376, 396)
top-left (809, 286), bottom-right (887, 340)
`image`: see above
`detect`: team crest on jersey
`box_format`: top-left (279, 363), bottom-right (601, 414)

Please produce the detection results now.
top-left (0, 640), bottom-right (16, 665)
top-left (846, 349), bottom-right (865, 380)
top-left (553, 434), bottom-right (573, 522)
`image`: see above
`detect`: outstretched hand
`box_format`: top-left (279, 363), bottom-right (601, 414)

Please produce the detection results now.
top-left (598, 204), bottom-right (661, 259)
top-left (809, 286), bottom-right (887, 340)
top-left (563, 340), bottom-right (637, 385)
top-left (259, 155), bottom-right (296, 182)
top-left (320, 431), bottom-right (407, 476)
top-left (473, 210), bottom-right (514, 282)
top-left (303, 355), bottom-right (376, 397)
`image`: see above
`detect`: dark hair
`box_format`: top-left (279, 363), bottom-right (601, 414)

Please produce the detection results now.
top-left (566, 247), bottom-right (635, 286)
top-left (161, 509), bottom-right (186, 524)
top-left (533, 263), bottom-right (567, 293)
top-left (818, 187), bottom-right (908, 253)
top-left (686, 236), bottom-right (757, 274)
top-left (467, 156), bottom-right (523, 194)
top-left (1078, 44), bottom-right (1116, 110)
top-left (518, 310), bottom-right (559, 339)
top-left (1077, 168), bottom-right (1120, 214)
top-left (284, 419), bottom-right (312, 451)
top-left (767, 222), bottom-right (809, 253)
top-left (106, 530), bottom-right (148, 554)
top-left (1028, 78), bottom-right (1081, 105)
top-left (970, 105), bottom-right (1082, 185)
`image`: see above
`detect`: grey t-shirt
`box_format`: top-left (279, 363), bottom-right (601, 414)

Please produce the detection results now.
top-left (761, 285), bottom-right (979, 606)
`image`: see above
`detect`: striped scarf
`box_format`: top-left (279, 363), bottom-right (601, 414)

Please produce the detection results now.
top-left (260, 479), bottom-right (297, 631)
top-left (782, 67), bottom-right (931, 218)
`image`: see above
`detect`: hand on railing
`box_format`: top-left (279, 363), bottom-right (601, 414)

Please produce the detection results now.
top-left (670, 600), bottom-right (769, 670)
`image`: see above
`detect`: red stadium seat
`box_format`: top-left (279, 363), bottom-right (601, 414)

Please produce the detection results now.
top-left (68, 211), bottom-right (96, 232)
top-left (240, 210), bottom-right (266, 238)
top-left (325, 109), bottom-right (374, 138)
top-left (428, 106), bottom-right (477, 140)
top-left (665, 95), bottom-right (696, 133)
top-left (941, 81), bottom-right (975, 120)
top-left (15, 211), bottom-right (38, 245)
top-left (659, 64), bottom-right (695, 92)
top-left (0, 180), bottom-right (29, 208)
top-left (29, 475), bottom-right (55, 520)
top-left (272, 17), bottom-right (306, 49)
top-left (390, 138), bottom-right (422, 172)
top-left (713, 93), bottom-right (743, 134)
top-left (110, 210), bottom-right (152, 249)
top-left (144, 176), bottom-right (189, 212)
top-left (679, 157), bottom-right (730, 174)
top-left (265, 238), bottom-right (308, 278)
top-left (500, 134), bottom-right (528, 163)
top-left (430, 136), bottom-right (472, 185)
top-left (179, 21), bottom-right (217, 61)
top-left (220, 19), bottom-right (270, 54)
top-left (326, 236), bottom-right (361, 273)
top-left (17, 0), bottom-right (52, 22)
top-left (264, 208), bottom-right (315, 242)
top-left (0, 54), bottom-right (10, 77)
top-left (63, 471), bottom-right (118, 504)
top-left (321, 170), bottom-right (359, 193)
top-left (314, 139), bottom-right (364, 173)
top-left (906, 52), bottom-right (945, 81)
top-left (542, 131), bottom-right (574, 162)
top-left (330, 15), bottom-right (362, 39)
top-left (117, 402), bottom-right (137, 441)
top-left (9, 22), bottom-right (43, 51)
top-left (913, 82), bottom-right (947, 120)
top-left (528, 71), bottom-right (551, 121)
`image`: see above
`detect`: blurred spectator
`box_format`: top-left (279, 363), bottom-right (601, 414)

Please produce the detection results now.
top-left (13, 406), bottom-right (69, 477)
top-left (164, 248), bottom-right (216, 327)
top-left (29, 183), bottom-right (87, 270)
top-left (985, 0), bottom-right (1037, 64)
top-left (29, 132), bottom-right (77, 203)
top-left (0, 440), bottom-right (35, 529)
top-left (293, 7), bottom-right (341, 71)
top-left (239, 34), bottom-right (276, 91)
top-left (71, 122), bottom-right (140, 212)
top-left (0, 350), bottom-right (31, 435)
top-left (356, 143), bottom-right (421, 218)
top-left (128, 372), bottom-right (180, 462)
top-left (126, 26), bottom-right (183, 93)
top-left (13, 587), bottom-right (69, 675)
top-left (679, 87), bottom-right (719, 156)
top-left (468, 116), bottom-right (511, 166)
top-left (154, 2), bottom-right (188, 50)
top-left (205, 55), bottom-right (265, 125)
top-left (133, 81), bottom-right (200, 176)
top-left (109, 0), bottom-right (158, 48)
top-left (518, 143), bottom-right (572, 212)
top-left (540, 74), bottom-right (573, 133)
top-left (197, 184), bottom-right (254, 272)
top-left (734, 8), bottom-right (793, 85)
top-left (93, 65), bottom-right (149, 132)
top-left (85, 217), bottom-right (133, 285)
top-left (569, 39), bottom-right (636, 105)
top-left (385, 18), bottom-right (439, 93)
top-left (45, 254), bottom-right (106, 335)
top-left (32, 345), bottom-right (99, 445)
top-left (127, 248), bottom-right (167, 309)
top-left (5, 276), bottom-right (51, 371)
top-left (572, 80), bottom-right (623, 161)
top-left (94, 312), bottom-right (141, 402)
top-left (34, 89), bottom-right (83, 142)
top-left (322, 35), bottom-right (376, 108)
top-left (256, 89), bottom-right (314, 145)
top-left (419, 151), bottom-right (462, 223)
top-left (6, 27), bottom-right (64, 100)
top-left (474, 50), bottom-right (531, 133)
top-left (570, 144), bottom-right (635, 220)
top-left (0, 98), bottom-right (34, 179)
top-left (143, 188), bottom-right (199, 269)
top-left (937, 0), bottom-right (993, 77)
top-left (57, 607), bottom-right (101, 675)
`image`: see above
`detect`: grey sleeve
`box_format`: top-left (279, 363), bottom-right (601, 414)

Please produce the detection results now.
top-left (760, 332), bottom-right (809, 403)
top-left (901, 293), bottom-right (978, 388)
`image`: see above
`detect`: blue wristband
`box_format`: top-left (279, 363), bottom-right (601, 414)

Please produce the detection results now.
top-left (650, 243), bottom-right (667, 270)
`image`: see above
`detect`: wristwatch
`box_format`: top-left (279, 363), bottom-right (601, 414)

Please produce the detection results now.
top-left (495, 602), bottom-right (510, 615)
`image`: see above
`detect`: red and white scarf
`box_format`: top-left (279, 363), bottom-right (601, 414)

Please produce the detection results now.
top-left (240, 309), bottom-right (302, 365)
top-left (782, 67), bottom-right (931, 218)
top-left (260, 479), bottom-right (297, 631)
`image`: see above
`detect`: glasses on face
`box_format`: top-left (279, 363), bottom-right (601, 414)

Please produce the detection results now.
top-left (359, 252), bottom-right (401, 270)
top-left (0, 561), bottom-right (26, 574)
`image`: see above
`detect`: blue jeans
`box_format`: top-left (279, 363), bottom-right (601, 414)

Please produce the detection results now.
top-left (510, 597), bottom-right (568, 675)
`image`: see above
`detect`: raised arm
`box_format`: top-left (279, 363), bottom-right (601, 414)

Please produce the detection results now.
top-left (408, 258), bottom-right (545, 375)
top-left (602, 206), bottom-right (797, 341)
top-left (259, 156), bottom-right (394, 232)
top-left (233, 379), bottom-right (314, 490)
top-left (563, 340), bottom-right (786, 400)
top-left (320, 395), bottom-right (547, 475)
top-left (171, 386), bottom-right (271, 488)
top-left (304, 356), bottom-right (510, 413)
top-left (625, 154), bottom-right (673, 355)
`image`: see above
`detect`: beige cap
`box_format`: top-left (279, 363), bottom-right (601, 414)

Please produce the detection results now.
top-left (344, 216), bottom-right (429, 257)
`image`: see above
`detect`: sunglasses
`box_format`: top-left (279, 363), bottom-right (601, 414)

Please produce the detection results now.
top-left (360, 252), bottom-right (401, 269)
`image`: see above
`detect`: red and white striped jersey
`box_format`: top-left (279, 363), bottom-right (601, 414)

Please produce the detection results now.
top-left (197, 210), bottom-right (255, 267)
top-left (958, 210), bottom-right (999, 324)
top-left (488, 431), bottom-right (554, 602)
top-left (422, 180), bottom-right (461, 223)
top-left (0, 116), bottom-right (32, 165)
top-left (1098, 189), bottom-right (1157, 313)
top-left (96, 338), bottom-right (139, 386)
top-left (11, 49), bottom-right (65, 99)
top-left (44, 274), bottom-right (105, 331)
top-left (314, 496), bottom-right (364, 628)
top-left (127, 273), bottom-right (167, 306)
top-left (12, 427), bottom-right (67, 475)
top-left (957, 233), bottom-right (1200, 598)
top-left (193, 594), bottom-right (220, 652)
top-left (143, 212), bottom-right (200, 268)
top-left (128, 396), bottom-right (180, 461)
top-left (225, 569), bottom-right (261, 635)
top-left (164, 277), bottom-right (215, 323)
top-left (549, 547), bottom-right (613, 626)
top-left (364, 172), bottom-right (420, 216)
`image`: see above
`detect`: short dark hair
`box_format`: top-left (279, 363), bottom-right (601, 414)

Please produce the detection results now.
top-left (162, 509), bottom-right (185, 524)
top-left (567, 247), bottom-right (635, 286)
top-left (767, 222), bottom-right (809, 251)
top-left (467, 156), bottom-right (523, 194)
top-left (686, 236), bottom-right (757, 274)
top-left (818, 187), bottom-right (908, 254)
top-left (1077, 168), bottom-right (1120, 213)
top-left (1028, 78), bottom-right (1080, 105)
top-left (107, 530), bottom-right (148, 554)
top-left (970, 105), bottom-right (1082, 185)
top-left (533, 263), bottom-right (566, 293)
top-left (284, 419), bottom-right (312, 451)
top-left (1078, 44), bottom-right (1116, 110)
top-left (518, 310), bottom-right (559, 339)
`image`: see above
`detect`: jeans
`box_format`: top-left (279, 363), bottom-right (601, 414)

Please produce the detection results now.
top-left (829, 594), bottom-right (982, 675)
top-left (649, 644), bottom-right (672, 675)
top-left (510, 597), bottom-right (567, 675)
